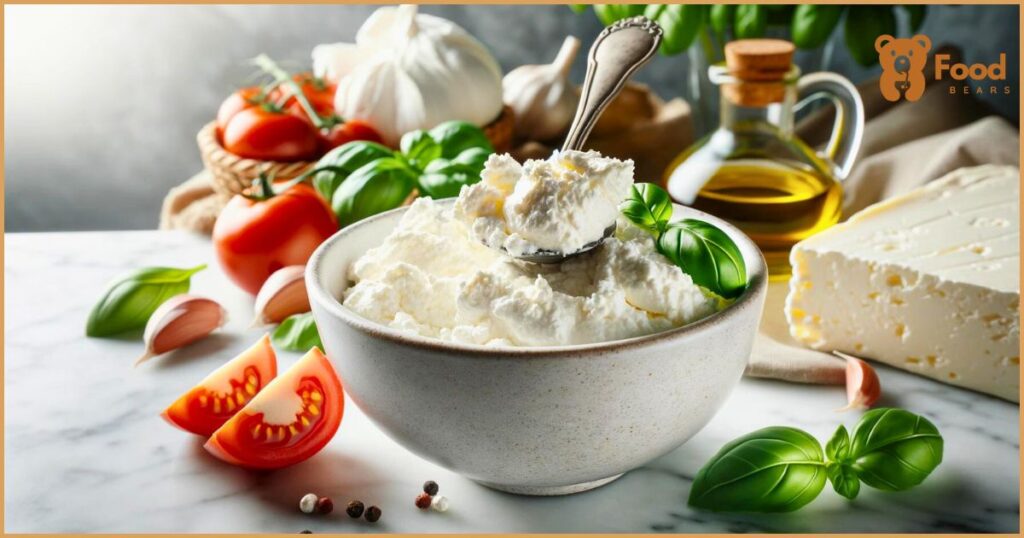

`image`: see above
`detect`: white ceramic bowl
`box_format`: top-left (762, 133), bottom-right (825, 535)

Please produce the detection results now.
top-left (306, 200), bottom-right (767, 495)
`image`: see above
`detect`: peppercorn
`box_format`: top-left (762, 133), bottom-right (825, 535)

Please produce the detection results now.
top-left (299, 493), bottom-right (318, 514)
top-left (430, 495), bottom-right (450, 513)
top-left (364, 505), bottom-right (382, 523)
top-left (423, 480), bottom-right (439, 496)
top-left (315, 497), bottom-right (334, 515)
top-left (299, 530), bottom-right (312, 534)
top-left (346, 500), bottom-right (364, 519)
top-left (415, 492), bottom-right (432, 509)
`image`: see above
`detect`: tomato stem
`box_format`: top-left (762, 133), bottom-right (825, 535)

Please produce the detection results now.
top-left (252, 54), bottom-right (339, 130)
top-left (244, 170), bottom-right (309, 202)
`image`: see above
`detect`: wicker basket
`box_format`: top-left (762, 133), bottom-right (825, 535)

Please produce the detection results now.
top-left (197, 121), bottom-right (316, 197)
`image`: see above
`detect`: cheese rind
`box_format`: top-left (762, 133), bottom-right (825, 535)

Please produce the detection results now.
top-left (786, 165), bottom-right (1020, 402)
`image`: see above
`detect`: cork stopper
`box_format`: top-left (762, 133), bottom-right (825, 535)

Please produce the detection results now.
top-left (722, 39), bottom-right (795, 106)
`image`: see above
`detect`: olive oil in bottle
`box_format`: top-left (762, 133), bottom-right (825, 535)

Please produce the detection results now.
top-left (689, 160), bottom-right (842, 276)
top-left (662, 38), bottom-right (863, 280)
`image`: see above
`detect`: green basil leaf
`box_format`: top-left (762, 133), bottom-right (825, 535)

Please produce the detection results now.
top-left (791, 5), bottom-right (844, 49)
top-left (452, 147), bottom-right (492, 171)
top-left (593, 4), bottom-right (645, 26)
top-left (826, 461), bottom-right (861, 500)
top-left (428, 121), bottom-right (494, 160)
top-left (399, 129), bottom-right (442, 169)
top-left (619, 182), bottom-right (673, 234)
top-left (644, 4), bottom-right (706, 56)
top-left (332, 157), bottom-right (416, 227)
top-left (568, 4), bottom-right (588, 14)
top-left (825, 424), bottom-right (852, 461)
top-left (709, 5), bottom-right (735, 36)
top-left (849, 408), bottom-right (944, 491)
top-left (86, 264), bottom-right (206, 337)
top-left (688, 426), bottom-right (826, 513)
top-left (734, 5), bottom-right (767, 39)
top-left (901, 5), bottom-right (927, 32)
top-left (657, 219), bottom-right (747, 299)
top-left (419, 159), bottom-right (482, 199)
top-left (844, 6), bottom-right (896, 66)
top-left (312, 141), bottom-right (394, 201)
top-left (271, 312), bottom-right (323, 352)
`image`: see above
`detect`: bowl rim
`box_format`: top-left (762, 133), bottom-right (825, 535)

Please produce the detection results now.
top-left (306, 199), bottom-right (768, 358)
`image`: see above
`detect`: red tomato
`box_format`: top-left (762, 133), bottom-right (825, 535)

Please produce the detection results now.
top-left (205, 347), bottom-right (344, 469)
top-left (222, 107), bottom-right (319, 162)
top-left (216, 87), bottom-right (263, 139)
top-left (213, 182), bottom-right (337, 295)
top-left (319, 120), bottom-right (384, 152)
top-left (162, 335), bottom-right (278, 437)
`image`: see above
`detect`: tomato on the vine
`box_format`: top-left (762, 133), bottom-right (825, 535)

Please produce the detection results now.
top-left (282, 73), bottom-right (337, 120)
top-left (213, 178), bottom-right (337, 295)
top-left (318, 120), bottom-right (384, 152)
top-left (221, 107), bottom-right (319, 162)
top-left (216, 87), bottom-right (264, 139)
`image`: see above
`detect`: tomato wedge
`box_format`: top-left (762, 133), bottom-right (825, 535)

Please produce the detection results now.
top-left (204, 347), bottom-right (343, 469)
top-left (162, 335), bottom-right (277, 437)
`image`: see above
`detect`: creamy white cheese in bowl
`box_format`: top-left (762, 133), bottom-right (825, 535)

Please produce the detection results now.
top-left (306, 152), bottom-right (767, 495)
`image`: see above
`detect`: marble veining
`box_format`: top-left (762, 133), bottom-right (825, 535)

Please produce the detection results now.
top-left (4, 231), bottom-right (1019, 532)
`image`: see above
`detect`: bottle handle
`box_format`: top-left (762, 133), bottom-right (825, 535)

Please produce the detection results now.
top-left (795, 72), bottom-right (865, 181)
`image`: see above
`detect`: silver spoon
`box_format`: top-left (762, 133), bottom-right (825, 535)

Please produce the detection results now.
top-left (503, 16), bottom-right (663, 264)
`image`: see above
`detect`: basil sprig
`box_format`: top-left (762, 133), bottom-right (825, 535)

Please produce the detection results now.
top-left (271, 312), bottom-right (323, 352)
top-left (86, 264), bottom-right (206, 337)
top-left (312, 121), bottom-right (494, 227)
top-left (619, 183), bottom-right (746, 299)
top-left (689, 408), bottom-right (944, 513)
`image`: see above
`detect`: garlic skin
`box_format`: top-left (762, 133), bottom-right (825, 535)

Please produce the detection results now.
top-left (834, 351), bottom-right (881, 411)
top-left (502, 36), bottom-right (581, 142)
top-left (136, 295), bottom-right (227, 366)
top-left (253, 266), bottom-right (310, 326)
top-left (315, 5), bottom-right (504, 146)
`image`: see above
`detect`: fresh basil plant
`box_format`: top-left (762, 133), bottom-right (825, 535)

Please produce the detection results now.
top-left (86, 264), bottom-right (207, 337)
top-left (576, 4), bottom-right (927, 67)
top-left (271, 312), bottom-right (323, 352)
top-left (619, 183), bottom-right (747, 299)
top-left (311, 121), bottom-right (494, 227)
top-left (689, 408), bottom-right (944, 513)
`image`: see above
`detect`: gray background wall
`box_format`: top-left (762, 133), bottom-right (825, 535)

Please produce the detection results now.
top-left (5, 4), bottom-right (1019, 232)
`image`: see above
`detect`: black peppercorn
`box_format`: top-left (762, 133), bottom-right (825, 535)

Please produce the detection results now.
top-left (299, 530), bottom-right (312, 534)
top-left (364, 505), bottom-right (382, 523)
top-left (315, 497), bottom-right (334, 515)
top-left (346, 500), bottom-right (365, 519)
top-left (423, 480), bottom-right (439, 496)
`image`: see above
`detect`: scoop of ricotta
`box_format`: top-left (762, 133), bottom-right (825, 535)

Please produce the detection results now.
top-left (454, 150), bottom-right (634, 257)
top-left (342, 197), bottom-right (719, 347)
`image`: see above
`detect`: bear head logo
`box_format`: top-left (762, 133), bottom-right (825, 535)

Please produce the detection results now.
top-left (876, 34), bottom-right (932, 102)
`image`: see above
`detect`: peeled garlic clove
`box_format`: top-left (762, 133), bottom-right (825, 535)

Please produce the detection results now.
top-left (834, 351), bottom-right (881, 411)
top-left (137, 295), bottom-right (227, 366)
top-left (502, 35), bottom-right (581, 142)
top-left (253, 266), bottom-right (310, 326)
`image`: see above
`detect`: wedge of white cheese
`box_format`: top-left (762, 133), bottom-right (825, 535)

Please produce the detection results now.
top-left (786, 165), bottom-right (1020, 402)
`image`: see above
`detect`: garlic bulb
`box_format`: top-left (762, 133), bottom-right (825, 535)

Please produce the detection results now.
top-left (313, 5), bottom-right (504, 147)
top-left (502, 36), bottom-right (581, 142)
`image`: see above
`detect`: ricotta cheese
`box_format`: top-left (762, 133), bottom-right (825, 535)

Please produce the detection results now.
top-left (786, 165), bottom-right (1020, 401)
top-left (343, 196), bottom-right (720, 347)
top-left (454, 150), bottom-right (633, 257)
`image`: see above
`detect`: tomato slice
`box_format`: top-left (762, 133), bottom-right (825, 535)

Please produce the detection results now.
top-left (162, 335), bottom-right (277, 437)
top-left (204, 347), bottom-right (344, 469)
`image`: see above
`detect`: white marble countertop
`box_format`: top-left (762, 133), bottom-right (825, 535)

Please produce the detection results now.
top-left (4, 231), bottom-right (1019, 533)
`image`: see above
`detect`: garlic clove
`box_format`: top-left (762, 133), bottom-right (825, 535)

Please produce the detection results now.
top-left (503, 36), bottom-right (581, 142)
top-left (137, 295), bottom-right (227, 366)
top-left (834, 351), bottom-right (881, 411)
top-left (252, 266), bottom-right (310, 327)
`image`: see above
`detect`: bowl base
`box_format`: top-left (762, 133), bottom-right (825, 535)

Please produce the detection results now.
top-left (475, 473), bottom-right (625, 496)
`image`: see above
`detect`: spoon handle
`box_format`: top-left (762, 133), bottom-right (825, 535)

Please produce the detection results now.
top-left (561, 17), bottom-right (663, 152)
